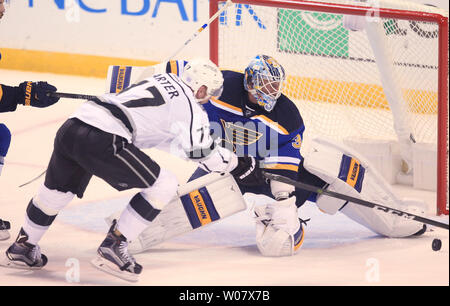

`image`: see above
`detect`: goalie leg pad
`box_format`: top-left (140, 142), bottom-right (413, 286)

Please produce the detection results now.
top-left (340, 200), bottom-right (426, 238)
top-left (304, 138), bottom-right (424, 238)
top-left (107, 66), bottom-right (134, 94)
top-left (254, 197), bottom-right (305, 257)
top-left (127, 173), bottom-right (247, 254)
top-left (106, 63), bottom-right (168, 93)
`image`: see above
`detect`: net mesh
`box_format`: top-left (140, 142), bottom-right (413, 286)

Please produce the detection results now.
top-left (217, 0), bottom-right (444, 146)
top-left (214, 0), bottom-right (448, 214)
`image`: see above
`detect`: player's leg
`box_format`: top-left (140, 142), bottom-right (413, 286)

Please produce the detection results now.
top-left (0, 123), bottom-right (12, 240)
top-left (3, 119), bottom-right (89, 269)
top-left (104, 144), bottom-right (201, 255)
top-left (0, 123), bottom-right (11, 176)
top-left (75, 130), bottom-right (169, 281)
top-left (303, 138), bottom-right (425, 237)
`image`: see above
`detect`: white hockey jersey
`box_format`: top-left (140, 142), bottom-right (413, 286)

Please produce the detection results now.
top-left (71, 73), bottom-right (214, 160)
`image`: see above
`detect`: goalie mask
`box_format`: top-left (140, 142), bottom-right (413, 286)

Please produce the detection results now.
top-left (244, 55), bottom-right (286, 112)
top-left (181, 58), bottom-right (224, 103)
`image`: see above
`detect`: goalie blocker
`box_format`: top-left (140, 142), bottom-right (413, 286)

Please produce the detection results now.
top-left (107, 172), bottom-right (247, 254)
top-left (304, 138), bottom-right (426, 238)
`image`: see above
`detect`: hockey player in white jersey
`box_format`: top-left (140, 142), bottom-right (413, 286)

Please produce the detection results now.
top-left (0, 58), bottom-right (264, 281)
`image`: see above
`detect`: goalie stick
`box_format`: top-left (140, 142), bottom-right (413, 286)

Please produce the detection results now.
top-left (262, 171), bottom-right (449, 230)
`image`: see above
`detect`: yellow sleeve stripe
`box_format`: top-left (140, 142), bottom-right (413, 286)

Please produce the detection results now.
top-left (252, 114), bottom-right (289, 135)
top-left (0, 85), bottom-right (3, 102)
top-left (170, 60), bottom-right (178, 75)
top-left (210, 97), bottom-right (243, 115)
top-left (264, 163), bottom-right (299, 172)
top-left (209, 99), bottom-right (291, 136)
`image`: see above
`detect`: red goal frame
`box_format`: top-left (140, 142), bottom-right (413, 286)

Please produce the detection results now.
top-left (209, 0), bottom-right (449, 215)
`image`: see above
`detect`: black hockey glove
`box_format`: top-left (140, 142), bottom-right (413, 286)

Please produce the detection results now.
top-left (18, 81), bottom-right (60, 108)
top-left (230, 156), bottom-right (266, 187)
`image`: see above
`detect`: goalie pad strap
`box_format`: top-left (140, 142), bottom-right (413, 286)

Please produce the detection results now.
top-left (337, 154), bottom-right (366, 193)
top-left (109, 66), bottom-right (132, 94)
top-left (180, 186), bottom-right (220, 229)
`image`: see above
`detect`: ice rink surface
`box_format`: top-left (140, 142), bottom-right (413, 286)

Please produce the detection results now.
top-left (0, 69), bottom-right (448, 286)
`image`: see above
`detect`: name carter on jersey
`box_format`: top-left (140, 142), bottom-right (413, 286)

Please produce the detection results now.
top-left (153, 74), bottom-right (179, 99)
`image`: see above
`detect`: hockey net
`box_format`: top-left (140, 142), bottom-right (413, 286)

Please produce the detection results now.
top-left (209, 0), bottom-right (449, 215)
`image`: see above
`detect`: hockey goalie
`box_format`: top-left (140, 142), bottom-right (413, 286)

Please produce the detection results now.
top-left (105, 56), bottom-right (427, 258)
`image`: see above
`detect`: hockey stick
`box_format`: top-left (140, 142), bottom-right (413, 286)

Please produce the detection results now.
top-left (18, 169), bottom-right (47, 188)
top-left (48, 92), bottom-right (98, 100)
top-left (163, 0), bottom-right (234, 61)
top-left (262, 171), bottom-right (449, 230)
top-left (17, 93), bottom-right (97, 187)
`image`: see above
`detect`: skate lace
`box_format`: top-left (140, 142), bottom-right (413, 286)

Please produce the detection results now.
top-left (118, 241), bottom-right (136, 264)
top-left (30, 244), bottom-right (42, 262)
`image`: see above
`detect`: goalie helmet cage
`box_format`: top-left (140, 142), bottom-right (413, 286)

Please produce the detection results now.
top-left (209, 0), bottom-right (449, 215)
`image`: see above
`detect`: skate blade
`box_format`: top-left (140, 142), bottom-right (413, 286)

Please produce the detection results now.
top-left (0, 253), bottom-right (44, 270)
top-left (91, 256), bottom-right (139, 283)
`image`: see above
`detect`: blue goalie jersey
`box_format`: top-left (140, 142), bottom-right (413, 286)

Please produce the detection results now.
top-left (108, 60), bottom-right (321, 205)
top-left (163, 60), bottom-right (305, 180)
top-left (106, 60), bottom-right (306, 181)
top-left (204, 70), bottom-right (305, 180)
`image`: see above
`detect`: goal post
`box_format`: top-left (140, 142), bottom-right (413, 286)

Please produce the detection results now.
top-left (209, 0), bottom-right (449, 215)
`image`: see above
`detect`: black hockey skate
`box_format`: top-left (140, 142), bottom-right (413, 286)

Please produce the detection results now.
top-left (1, 228), bottom-right (48, 270)
top-left (0, 219), bottom-right (11, 241)
top-left (91, 220), bottom-right (142, 282)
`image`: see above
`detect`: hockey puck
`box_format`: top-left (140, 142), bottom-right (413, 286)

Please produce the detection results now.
top-left (432, 239), bottom-right (442, 251)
